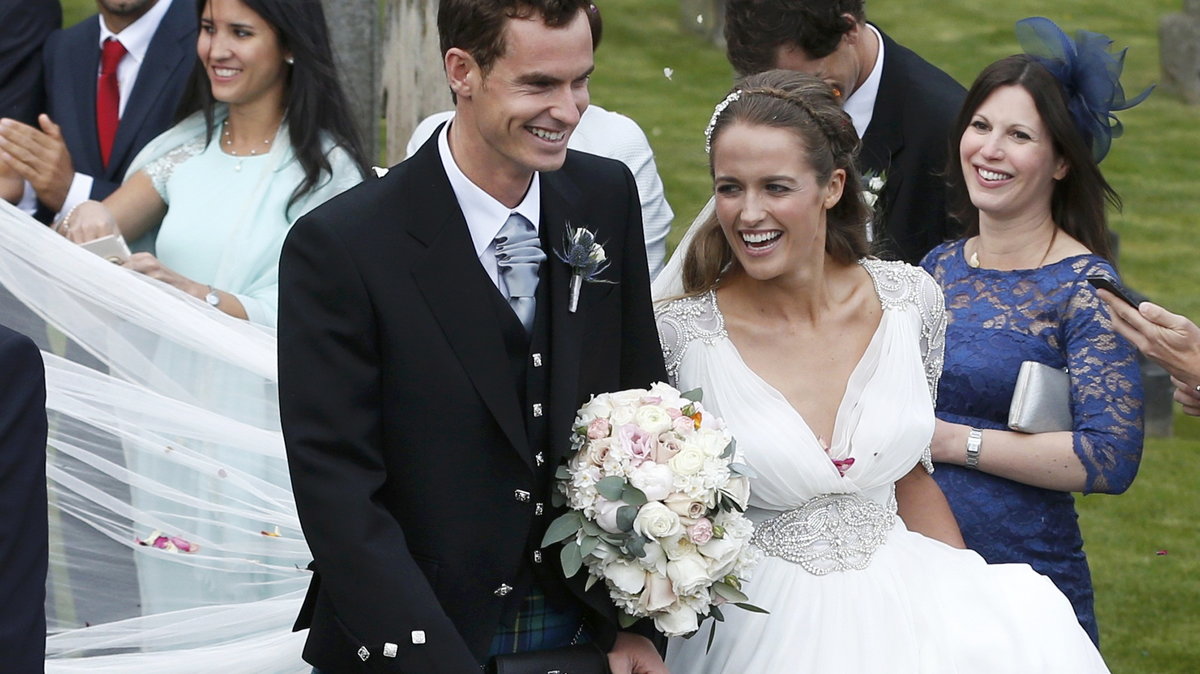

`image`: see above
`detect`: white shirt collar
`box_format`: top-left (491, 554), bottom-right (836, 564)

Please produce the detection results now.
top-left (842, 23), bottom-right (885, 139)
top-left (437, 120), bottom-right (541, 258)
top-left (97, 0), bottom-right (174, 64)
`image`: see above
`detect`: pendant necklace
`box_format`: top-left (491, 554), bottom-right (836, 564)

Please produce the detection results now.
top-left (223, 119), bottom-right (275, 172)
top-left (969, 229), bottom-right (1057, 269)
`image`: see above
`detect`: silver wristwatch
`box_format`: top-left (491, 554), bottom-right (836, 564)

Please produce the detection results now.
top-left (965, 428), bottom-right (983, 470)
top-left (205, 286), bottom-right (220, 308)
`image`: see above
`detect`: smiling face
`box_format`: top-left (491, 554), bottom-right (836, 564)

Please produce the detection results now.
top-left (712, 122), bottom-right (844, 284)
top-left (446, 9), bottom-right (592, 203)
top-left (198, 0), bottom-right (290, 114)
top-left (959, 84), bottom-right (1068, 224)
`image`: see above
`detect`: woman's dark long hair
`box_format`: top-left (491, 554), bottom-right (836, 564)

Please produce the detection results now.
top-left (947, 55), bottom-right (1119, 261)
top-left (178, 0), bottom-right (369, 215)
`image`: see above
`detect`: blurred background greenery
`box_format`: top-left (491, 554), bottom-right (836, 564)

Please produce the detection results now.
top-left (58, 0), bottom-right (1200, 671)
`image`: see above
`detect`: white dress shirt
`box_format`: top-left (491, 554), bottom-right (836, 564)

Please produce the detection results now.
top-left (842, 23), bottom-right (885, 140)
top-left (410, 103), bottom-right (674, 278)
top-left (436, 120), bottom-right (541, 298)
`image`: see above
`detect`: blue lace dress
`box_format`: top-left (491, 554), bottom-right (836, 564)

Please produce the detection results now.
top-left (921, 239), bottom-right (1144, 645)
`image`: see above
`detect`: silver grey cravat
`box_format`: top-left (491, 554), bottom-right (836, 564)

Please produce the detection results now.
top-left (495, 212), bottom-right (545, 333)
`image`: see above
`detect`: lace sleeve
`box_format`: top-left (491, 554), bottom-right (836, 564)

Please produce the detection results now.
top-left (1065, 262), bottom-right (1144, 494)
top-left (142, 138), bottom-right (205, 201)
top-left (655, 292), bottom-right (725, 387)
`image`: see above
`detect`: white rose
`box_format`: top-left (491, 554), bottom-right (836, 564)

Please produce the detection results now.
top-left (669, 445), bottom-right (707, 476)
top-left (694, 428), bottom-right (731, 457)
top-left (594, 499), bottom-right (627, 534)
top-left (638, 540), bottom-right (667, 574)
top-left (869, 176), bottom-right (885, 192)
top-left (633, 405), bottom-right (673, 434)
top-left (638, 572), bottom-right (676, 613)
top-left (724, 476), bottom-right (751, 510)
top-left (654, 602), bottom-right (699, 636)
top-left (633, 502), bottom-right (683, 540)
top-left (609, 389), bottom-right (645, 406)
top-left (667, 555), bottom-right (712, 596)
top-left (580, 394), bottom-right (613, 421)
top-left (604, 558), bottom-right (647, 595)
top-left (647, 381), bottom-right (681, 405)
top-left (698, 535), bottom-right (741, 579)
top-left (661, 533), bottom-right (697, 561)
top-left (628, 463), bottom-right (675, 502)
top-left (610, 404), bottom-right (637, 426)
top-left (589, 540), bottom-right (620, 563)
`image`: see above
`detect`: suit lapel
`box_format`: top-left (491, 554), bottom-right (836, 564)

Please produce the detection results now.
top-left (408, 145), bottom-right (533, 470)
top-left (108, 0), bottom-right (192, 176)
top-left (860, 28), bottom-right (907, 221)
top-left (65, 22), bottom-right (104, 173)
top-left (541, 171), bottom-right (589, 465)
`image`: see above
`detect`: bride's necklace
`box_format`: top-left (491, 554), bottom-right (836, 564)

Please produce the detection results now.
top-left (222, 119), bottom-right (276, 172)
top-left (968, 229), bottom-right (1057, 270)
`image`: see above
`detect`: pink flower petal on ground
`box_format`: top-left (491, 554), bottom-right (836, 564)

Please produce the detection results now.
top-left (1155, 549), bottom-right (1168, 556)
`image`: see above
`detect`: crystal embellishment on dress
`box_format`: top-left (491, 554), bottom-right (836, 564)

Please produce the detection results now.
top-left (751, 492), bottom-right (895, 576)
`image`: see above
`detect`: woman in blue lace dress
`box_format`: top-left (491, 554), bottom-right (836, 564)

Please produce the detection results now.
top-left (920, 18), bottom-right (1149, 645)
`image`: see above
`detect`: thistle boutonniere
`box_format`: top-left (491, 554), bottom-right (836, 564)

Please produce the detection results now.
top-left (556, 223), bottom-right (614, 312)
top-left (861, 170), bottom-right (887, 242)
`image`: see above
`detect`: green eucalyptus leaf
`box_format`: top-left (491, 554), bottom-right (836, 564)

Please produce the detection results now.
top-left (616, 505), bottom-right (639, 533)
top-left (584, 573), bottom-right (599, 592)
top-left (579, 535), bottom-right (600, 558)
top-left (618, 611), bottom-right (639, 629)
top-left (625, 534), bottom-right (648, 558)
top-left (540, 512), bottom-right (582, 548)
top-left (581, 519), bottom-right (604, 536)
top-left (720, 437), bottom-right (737, 460)
top-left (705, 620), bottom-right (717, 653)
top-left (711, 581), bottom-right (749, 604)
top-left (734, 602), bottom-right (770, 614)
top-left (595, 476), bottom-right (626, 501)
top-left (555, 465), bottom-right (571, 480)
top-left (560, 541), bottom-right (583, 578)
top-left (550, 490), bottom-right (567, 508)
top-left (680, 387), bottom-right (703, 403)
top-left (709, 604), bottom-right (725, 622)
top-left (622, 485), bottom-right (649, 507)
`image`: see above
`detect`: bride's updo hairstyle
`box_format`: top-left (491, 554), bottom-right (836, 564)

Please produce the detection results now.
top-left (683, 69), bottom-right (870, 294)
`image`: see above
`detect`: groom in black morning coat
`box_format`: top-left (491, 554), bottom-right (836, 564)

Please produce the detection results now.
top-left (277, 1), bottom-right (667, 672)
top-left (725, 0), bottom-right (966, 265)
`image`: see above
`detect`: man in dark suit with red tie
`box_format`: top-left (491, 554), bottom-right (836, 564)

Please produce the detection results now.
top-left (278, 1), bottom-right (668, 671)
top-left (0, 0), bottom-right (196, 225)
top-left (725, 0), bottom-right (966, 265)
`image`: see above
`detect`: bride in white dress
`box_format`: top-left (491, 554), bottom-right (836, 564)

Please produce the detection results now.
top-left (655, 70), bottom-right (1109, 672)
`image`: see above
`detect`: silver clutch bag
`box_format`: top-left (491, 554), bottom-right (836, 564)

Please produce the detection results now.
top-left (1007, 361), bottom-right (1072, 433)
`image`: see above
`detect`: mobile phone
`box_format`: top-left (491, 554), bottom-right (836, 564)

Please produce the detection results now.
top-left (79, 233), bottom-right (131, 264)
top-left (1086, 275), bottom-right (1137, 308)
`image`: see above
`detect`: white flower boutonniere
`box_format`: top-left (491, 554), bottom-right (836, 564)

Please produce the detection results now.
top-left (861, 170), bottom-right (887, 242)
top-left (556, 224), bottom-right (615, 312)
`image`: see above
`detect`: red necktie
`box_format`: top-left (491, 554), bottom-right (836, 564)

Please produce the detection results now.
top-left (96, 38), bottom-right (127, 168)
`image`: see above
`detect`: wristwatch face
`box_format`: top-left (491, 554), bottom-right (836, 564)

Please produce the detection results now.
top-left (206, 290), bottom-right (220, 307)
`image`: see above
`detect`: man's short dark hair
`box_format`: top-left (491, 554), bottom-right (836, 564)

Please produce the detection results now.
top-left (724, 0), bottom-right (865, 76)
top-left (438, 0), bottom-right (592, 74)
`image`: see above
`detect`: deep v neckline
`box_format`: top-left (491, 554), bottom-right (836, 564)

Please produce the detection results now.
top-left (710, 263), bottom-right (888, 452)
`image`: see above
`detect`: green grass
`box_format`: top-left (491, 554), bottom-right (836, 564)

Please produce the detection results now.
top-left (57, 0), bottom-right (1200, 670)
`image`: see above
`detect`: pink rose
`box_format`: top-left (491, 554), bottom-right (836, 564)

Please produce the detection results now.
top-left (619, 424), bottom-right (656, 465)
top-left (666, 407), bottom-right (682, 419)
top-left (640, 396), bottom-right (662, 405)
top-left (671, 415), bottom-right (695, 436)
top-left (653, 436), bottom-right (681, 464)
top-left (687, 518), bottom-right (714, 545)
top-left (587, 418), bottom-right (611, 440)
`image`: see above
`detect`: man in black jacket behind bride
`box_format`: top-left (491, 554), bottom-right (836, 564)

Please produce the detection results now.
top-left (725, 0), bottom-right (965, 265)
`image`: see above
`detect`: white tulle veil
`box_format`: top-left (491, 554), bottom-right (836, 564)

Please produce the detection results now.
top-left (650, 196), bottom-right (714, 302)
top-left (0, 195), bottom-right (310, 670)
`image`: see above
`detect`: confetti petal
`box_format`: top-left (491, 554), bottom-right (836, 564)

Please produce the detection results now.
top-left (663, 67), bottom-right (674, 80)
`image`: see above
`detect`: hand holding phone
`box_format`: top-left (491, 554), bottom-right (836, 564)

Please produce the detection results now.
top-left (1086, 275), bottom-right (1137, 308)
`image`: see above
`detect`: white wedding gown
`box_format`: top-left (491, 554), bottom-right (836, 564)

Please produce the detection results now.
top-left (657, 259), bottom-right (1109, 673)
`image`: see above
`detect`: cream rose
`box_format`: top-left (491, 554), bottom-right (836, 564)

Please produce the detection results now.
top-left (724, 476), bottom-right (751, 510)
top-left (633, 405), bottom-right (673, 434)
top-left (605, 558), bottom-right (646, 595)
top-left (698, 535), bottom-right (741, 579)
top-left (669, 445), bottom-right (707, 476)
top-left (664, 492), bottom-right (707, 524)
top-left (654, 601), bottom-right (700, 636)
top-left (638, 572), bottom-right (676, 613)
top-left (632, 502), bottom-right (683, 540)
top-left (667, 555), bottom-right (712, 596)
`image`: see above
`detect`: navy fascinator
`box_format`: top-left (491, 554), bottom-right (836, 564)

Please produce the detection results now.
top-left (1015, 16), bottom-right (1153, 163)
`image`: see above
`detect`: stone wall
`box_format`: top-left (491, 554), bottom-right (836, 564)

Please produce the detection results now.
top-left (1159, 0), bottom-right (1200, 104)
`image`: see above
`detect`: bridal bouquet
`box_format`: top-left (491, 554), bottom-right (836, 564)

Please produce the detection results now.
top-left (542, 382), bottom-right (762, 639)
